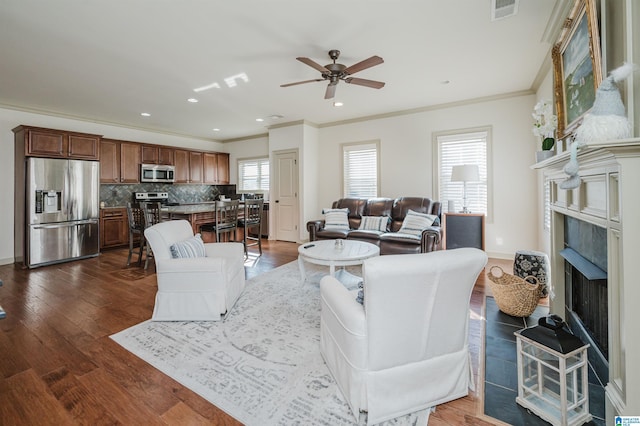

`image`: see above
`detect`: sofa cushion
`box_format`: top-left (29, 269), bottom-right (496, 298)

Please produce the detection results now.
top-left (322, 208), bottom-right (350, 231)
top-left (356, 280), bottom-right (364, 305)
top-left (358, 216), bottom-right (390, 232)
top-left (347, 229), bottom-right (383, 242)
top-left (380, 232), bottom-right (421, 243)
top-left (398, 209), bottom-right (438, 237)
top-left (170, 233), bottom-right (206, 258)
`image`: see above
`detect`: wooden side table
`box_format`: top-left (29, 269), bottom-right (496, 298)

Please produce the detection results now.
top-left (443, 213), bottom-right (485, 250)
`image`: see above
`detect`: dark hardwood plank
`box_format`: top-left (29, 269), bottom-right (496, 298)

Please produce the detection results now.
top-left (0, 240), bottom-right (512, 425)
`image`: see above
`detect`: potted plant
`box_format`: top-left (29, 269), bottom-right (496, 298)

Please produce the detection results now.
top-left (532, 100), bottom-right (558, 163)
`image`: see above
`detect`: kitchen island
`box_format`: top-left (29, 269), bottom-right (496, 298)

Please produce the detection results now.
top-left (165, 204), bottom-right (219, 236)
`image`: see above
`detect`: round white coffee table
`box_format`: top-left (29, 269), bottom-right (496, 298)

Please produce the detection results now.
top-left (297, 239), bottom-right (380, 284)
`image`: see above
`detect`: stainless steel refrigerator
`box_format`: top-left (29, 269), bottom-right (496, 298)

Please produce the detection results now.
top-left (25, 157), bottom-right (100, 268)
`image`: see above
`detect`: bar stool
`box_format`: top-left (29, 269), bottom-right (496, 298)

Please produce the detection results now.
top-left (126, 202), bottom-right (145, 266)
top-left (238, 199), bottom-right (263, 257)
top-left (200, 200), bottom-right (240, 243)
top-left (141, 202), bottom-right (163, 269)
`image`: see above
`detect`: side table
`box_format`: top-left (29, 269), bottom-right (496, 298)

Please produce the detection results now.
top-left (443, 213), bottom-right (485, 250)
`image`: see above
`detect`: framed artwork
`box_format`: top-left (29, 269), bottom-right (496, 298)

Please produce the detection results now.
top-left (552, 0), bottom-right (602, 141)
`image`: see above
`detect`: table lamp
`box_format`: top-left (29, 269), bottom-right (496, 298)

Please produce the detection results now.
top-left (451, 164), bottom-right (479, 213)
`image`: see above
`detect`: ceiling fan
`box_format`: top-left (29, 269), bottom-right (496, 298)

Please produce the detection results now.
top-left (281, 49), bottom-right (385, 99)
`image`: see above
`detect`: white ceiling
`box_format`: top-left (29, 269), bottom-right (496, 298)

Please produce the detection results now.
top-left (0, 0), bottom-right (559, 142)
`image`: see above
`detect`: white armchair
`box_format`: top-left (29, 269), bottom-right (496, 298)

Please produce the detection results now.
top-left (320, 248), bottom-right (488, 424)
top-left (144, 220), bottom-right (245, 321)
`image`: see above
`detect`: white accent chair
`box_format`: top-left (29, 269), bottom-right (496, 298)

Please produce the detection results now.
top-left (320, 248), bottom-right (488, 424)
top-left (144, 220), bottom-right (245, 321)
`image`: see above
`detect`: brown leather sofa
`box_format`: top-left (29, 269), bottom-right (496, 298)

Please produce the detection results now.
top-left (306, 197), bottom-right (442, 255)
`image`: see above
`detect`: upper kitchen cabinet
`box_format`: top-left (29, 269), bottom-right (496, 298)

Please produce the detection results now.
top-left (13, 125), bottom-right (101, 160)
top-left (175, 149), bottom-right (203, 183)
top-left (100, 139), bottom-right (141, 183)
top-left (204, 152), bottom-right (230, 184)
top-left (141, 145), bottom-right (174, 165)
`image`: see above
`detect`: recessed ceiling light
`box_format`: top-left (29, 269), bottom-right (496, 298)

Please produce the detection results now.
top-left (333, 101), bottom-right (344, 107)
top-left (141, 112), bottom-right (151, 117)
top-left (269, 114), bottom-right (283, 120)
top-left (213, 128), bottom-right (220, 132)
top-left (256, 118), bottom-right (264, 122)
top-left (187, 98), bottom-right (199, 103)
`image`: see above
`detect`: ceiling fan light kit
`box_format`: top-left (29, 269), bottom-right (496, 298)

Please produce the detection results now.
top-left (281, 49), bottom-right (385, 99)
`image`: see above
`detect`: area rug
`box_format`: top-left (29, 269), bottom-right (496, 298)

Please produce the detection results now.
top-left (111, 261), bottom-right (429, 425)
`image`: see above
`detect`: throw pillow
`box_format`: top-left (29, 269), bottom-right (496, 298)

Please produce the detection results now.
top-left (322, 208), bottom-right (350, 231)
top-left (356, 280), bottom-right (364, 305)
top-left (398, 209), bottom-right (438, 237)
top-left (358, 216), bottom-right (390, 232)
top-left (170, 233), bottom-right (206, 258)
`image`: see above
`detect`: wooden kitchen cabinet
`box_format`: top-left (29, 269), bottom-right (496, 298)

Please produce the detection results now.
top-left (174, 149), bottom-right (203, 183)
top-left (100, 208), bottom-right (129, 249)
top-left (14, 125), bottom-right (101, 160)
top-left (100, 139), bottom-right (141, 183)
top-left (217, 153), bottom-right (230, 184)
top-left (203, 152), bottom-right (230, 184)
top-left (141, 145), bottom-right (174, 165)
top-left (189, 151), bottom-right (203, 183)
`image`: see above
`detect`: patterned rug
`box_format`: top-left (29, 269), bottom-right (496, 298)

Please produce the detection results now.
top-left (110, 261), bottom-right (428, 425)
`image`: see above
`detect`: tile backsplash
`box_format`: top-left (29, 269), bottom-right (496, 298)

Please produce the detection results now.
top-left (100, 184), bottom-right (235, 207)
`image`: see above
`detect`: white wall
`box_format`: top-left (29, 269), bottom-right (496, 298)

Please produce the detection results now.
top-left (317, 94), bottom-right (539, 259)
top-left (0, 107), bottom-right (226, 264)
top-left (534, 67), bottom-right (555, 256)
top-left (301, 124), bottom-right (319, 242)
top-left (3, 92), bottom-right (544, 262)
top-left (224, 135), bottom-right (269, 185)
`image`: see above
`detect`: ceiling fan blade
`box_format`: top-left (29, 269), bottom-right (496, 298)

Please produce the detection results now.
top-left (324, 82), bottom-right (338, 99)
top-left (296, 57), bottom-right (330, 73)
top-left (343, 55), bottom-right (384, 75)
top-left (344, 77), bottom-right (385, 89)
top-left (280, 78), bottom-right (325, 87)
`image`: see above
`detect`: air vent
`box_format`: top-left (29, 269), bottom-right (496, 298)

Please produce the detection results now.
top-left (491, 0), bottom-right (518, 21)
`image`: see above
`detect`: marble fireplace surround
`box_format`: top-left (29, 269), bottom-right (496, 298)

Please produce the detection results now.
top-left (534, 138), bottom-right (640, 419)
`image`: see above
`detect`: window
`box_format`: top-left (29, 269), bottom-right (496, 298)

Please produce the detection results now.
top-left (435, 129), bottom-right (490, 218)
top-left (238, 157), bottom-right (269, 192)
top-left (342, 141), bottom-right (379, 198)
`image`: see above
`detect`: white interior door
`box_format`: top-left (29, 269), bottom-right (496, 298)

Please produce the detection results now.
top-left (273, 150), bottom-right (299, 242)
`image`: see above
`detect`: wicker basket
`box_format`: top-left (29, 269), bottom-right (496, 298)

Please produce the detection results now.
top-left (486, 266), bottom-right (541, 317)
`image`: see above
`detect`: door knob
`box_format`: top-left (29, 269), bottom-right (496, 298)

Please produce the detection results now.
top-left (275, 200), bottom-right (279, 203)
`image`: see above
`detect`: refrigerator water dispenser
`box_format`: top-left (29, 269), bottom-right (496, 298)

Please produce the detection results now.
top-left (35, 190), bottom-right (62, 214)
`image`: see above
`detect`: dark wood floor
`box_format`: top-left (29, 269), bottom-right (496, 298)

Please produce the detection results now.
top-left (0, 241), bottom-right (515, 425)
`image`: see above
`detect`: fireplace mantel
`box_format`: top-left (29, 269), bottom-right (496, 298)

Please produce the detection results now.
top-left (534, 138), bottom-right (640, 418)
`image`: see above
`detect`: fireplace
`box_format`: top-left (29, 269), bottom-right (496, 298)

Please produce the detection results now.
top-left (535, 139), bottom-right (640, 417)
top-left (560, 217), bottom-right (608, 384)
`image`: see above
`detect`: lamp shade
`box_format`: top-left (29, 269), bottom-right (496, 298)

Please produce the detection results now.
top-left (451, 164), bottom-right (480, 182)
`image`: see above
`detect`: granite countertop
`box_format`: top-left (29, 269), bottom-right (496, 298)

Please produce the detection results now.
top-left (164, 200), bottom-right (268, 214)
top-left (164, 204), bottom-right (219, 214)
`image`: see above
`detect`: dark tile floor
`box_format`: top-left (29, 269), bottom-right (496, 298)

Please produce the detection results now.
top-left (484, 297), bottom-right (606, 426)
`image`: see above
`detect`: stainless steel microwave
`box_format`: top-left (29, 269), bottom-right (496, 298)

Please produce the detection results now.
top-left (140, 164), bottom-right (175, 183)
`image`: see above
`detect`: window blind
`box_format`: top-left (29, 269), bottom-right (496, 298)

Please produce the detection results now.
top-left (437, 131), bottom-right (488, 215)
top-left (343, 143), bottom-right (379, 198)
top-left (238, 157), bottom-right (270, 192)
